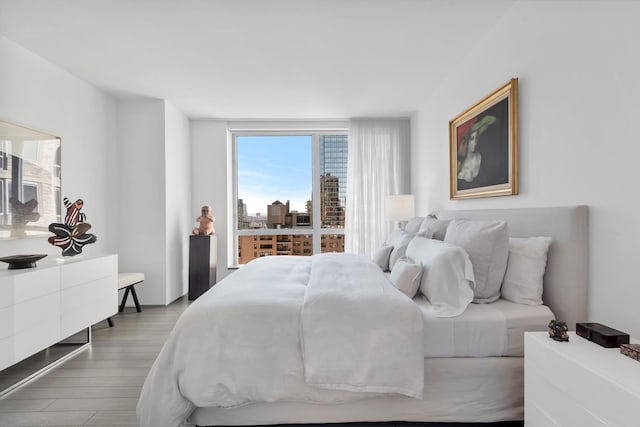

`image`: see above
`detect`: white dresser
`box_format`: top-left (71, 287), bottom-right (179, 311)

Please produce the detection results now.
top-left (0, 254), bottom-right (117, 371)
top-left (525, 331), bottom-right (640, 426)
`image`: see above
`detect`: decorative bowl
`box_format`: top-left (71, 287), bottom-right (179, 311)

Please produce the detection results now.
top-left (0, 254), bottom-right (48, 269)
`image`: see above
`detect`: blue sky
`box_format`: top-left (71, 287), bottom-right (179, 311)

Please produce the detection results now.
top-left (237, 135), bottom-right (312, 215)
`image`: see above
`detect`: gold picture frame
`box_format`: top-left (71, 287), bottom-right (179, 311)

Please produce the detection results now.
top-left (449, 78), bottom-right (518, 199)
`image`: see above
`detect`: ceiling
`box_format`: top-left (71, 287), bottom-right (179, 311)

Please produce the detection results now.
top-left (0, 0), bottom-right (513, 119)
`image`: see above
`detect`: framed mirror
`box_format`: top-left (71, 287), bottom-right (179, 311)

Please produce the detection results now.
top-left (0, 119), bottom-right (61, 239)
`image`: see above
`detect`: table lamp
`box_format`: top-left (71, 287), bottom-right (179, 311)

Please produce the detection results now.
top-left (385, 194), bottom-right (415, 229)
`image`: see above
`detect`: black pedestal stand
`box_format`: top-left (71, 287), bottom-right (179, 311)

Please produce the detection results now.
top-left (188, 235), bottom-right (217, 300)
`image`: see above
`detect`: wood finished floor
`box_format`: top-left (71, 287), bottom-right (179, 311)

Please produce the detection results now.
top-left (0, 296), bottom-right (524, 427)
top-left (0, 297), bottom-right (188, 427)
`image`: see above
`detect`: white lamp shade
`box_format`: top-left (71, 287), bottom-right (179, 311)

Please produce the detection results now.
top-left (385, 194), bottom-right (415, 222)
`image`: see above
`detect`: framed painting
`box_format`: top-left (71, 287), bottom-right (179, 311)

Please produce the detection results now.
top-left (449, 78), bottom-right (518, 199)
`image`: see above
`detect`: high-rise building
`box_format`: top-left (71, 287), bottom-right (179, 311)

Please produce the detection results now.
top-left (267, 200), bottom-right (289, 228)
top-left (320, 173), bottom-right (344, 228)
top-left (286, 212), bottom-right (311, 228)
top-left (319, 135), bottom-right (348, 228)
top-left (238, 233), bottom-right (344, 264)
top-left (237, 198), bottom-right (249, 229)
top-left (320, 233), bottom-right (345, 253)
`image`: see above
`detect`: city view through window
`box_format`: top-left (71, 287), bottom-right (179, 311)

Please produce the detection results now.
top-left (235, 134), bottom-right (348, 264)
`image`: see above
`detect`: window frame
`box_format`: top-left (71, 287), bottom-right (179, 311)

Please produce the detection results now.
top-left (231, 130), bottom-right (348, 266)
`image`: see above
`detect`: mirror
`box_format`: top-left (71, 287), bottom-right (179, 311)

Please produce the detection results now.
top-left (0, 119), bottom-right (61, 239)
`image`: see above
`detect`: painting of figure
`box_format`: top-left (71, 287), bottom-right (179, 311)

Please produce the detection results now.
top-left (450, 78), bottom-right (518, 199)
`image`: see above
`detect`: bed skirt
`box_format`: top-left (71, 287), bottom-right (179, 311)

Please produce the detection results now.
top-left (188, 356), bottom-right (524, 426)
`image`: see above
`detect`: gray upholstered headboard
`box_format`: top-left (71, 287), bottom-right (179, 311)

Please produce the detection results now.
top-left (436, 205), bottom-right (588, 329)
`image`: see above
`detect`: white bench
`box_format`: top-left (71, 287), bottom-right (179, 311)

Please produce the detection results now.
top-left (107, 273), bottom-right (144, 327)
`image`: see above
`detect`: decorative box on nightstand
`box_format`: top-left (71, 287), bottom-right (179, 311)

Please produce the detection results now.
top-left (525, 331), bottom-right (640, 427)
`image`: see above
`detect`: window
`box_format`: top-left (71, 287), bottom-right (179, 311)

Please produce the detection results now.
top-left (53, 146), bottom-right (61, 179)
top-left (233, 132), bottom-right (348, 265)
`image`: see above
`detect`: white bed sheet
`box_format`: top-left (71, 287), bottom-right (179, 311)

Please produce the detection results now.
top-left (416, 297), bottom-right (553, 358)
top-left (137, 255), bottom-right (423, 427)
top-left (189, 356), bottom-right (524, 426)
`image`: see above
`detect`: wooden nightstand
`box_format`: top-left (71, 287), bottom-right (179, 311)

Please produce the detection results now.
top-left (525, 331), bottom-right (640, 426)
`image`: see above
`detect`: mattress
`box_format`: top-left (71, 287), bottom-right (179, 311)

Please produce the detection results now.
top-left (415, 296), bottom-right (553, 358)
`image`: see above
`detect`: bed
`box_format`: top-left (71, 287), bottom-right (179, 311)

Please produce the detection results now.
top-left (137, 205), bottom-right (588, 427)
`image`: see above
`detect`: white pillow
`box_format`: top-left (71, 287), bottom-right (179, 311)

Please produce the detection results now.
top-left (501, 237), bottom-right (552, 306)
top-left (386, 228), bottom-right (407, 246)
top-left (418, 216), bottom-right (450, 241)
top-left (389, 256), bottom-right (422, 298)
top-left (404, 217), bottom-right (424, 234)
top-left (372, 244), bottom-right (393, 271)
top-left (406, 235), bottom-right (475, 317)
top-left (386, 229), bottom-right (414, 270)
top-left (444, 219), bottom-right (509, 303)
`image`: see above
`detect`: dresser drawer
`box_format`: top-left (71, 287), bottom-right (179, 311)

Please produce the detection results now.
top-left (12, 267), bottom-right (60, 304)
top-left (60, 254), bottom-right (117, 289)
top-left (60, 274), bottom-right (117, 338)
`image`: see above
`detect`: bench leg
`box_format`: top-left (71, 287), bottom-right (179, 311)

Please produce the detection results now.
top-left (131, 286), bottom-right (142, 312)
top-left (107, 317), bottom-right (114, 327)
top-left (119, 287), bottom-right (130, 313)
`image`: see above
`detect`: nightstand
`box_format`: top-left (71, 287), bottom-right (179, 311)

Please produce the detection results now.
top-left (525, 331), bottom-right (640, 426)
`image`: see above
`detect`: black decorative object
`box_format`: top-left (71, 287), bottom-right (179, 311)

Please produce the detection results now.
top-left (576, 322), bottom-right (630, 348)
top-left (0, 254), bottom-right (47, 269)
top-left (548, 320), bottom-right (569, 342)
top-left (48, 197), bottom-right (97, 256)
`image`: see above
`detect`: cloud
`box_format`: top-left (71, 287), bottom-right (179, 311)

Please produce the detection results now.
top-left (236, 135), bottom-right (313, 216)
top-left (238, 169), bottom-right (272, 180)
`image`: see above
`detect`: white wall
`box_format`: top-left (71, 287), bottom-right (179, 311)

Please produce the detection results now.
top-left (190, 120), bottom-right (229, 280)
top-left (116, 99), bottom-right (167, 305)
top-left (411, 1), bottom-right (640, 337)
top-left (116, 99), bottom-right (192, 306)
top-left (164, 101), bottom-right (191, 302)
top-left (1, 34), bottom-right (191, 307)
top-left (0, 34), bottom-right (116, 258)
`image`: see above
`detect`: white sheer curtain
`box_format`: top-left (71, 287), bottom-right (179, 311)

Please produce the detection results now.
top-left (345, 119), bottom-right (410, 255)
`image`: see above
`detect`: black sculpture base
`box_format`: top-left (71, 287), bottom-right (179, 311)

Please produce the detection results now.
top-left (189, 235), bottom-right (217, 300)
top-left (0, 254), bottom-right (47, 270)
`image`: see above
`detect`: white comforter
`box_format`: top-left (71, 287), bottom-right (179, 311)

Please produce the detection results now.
top-left (137, 254), bottom-right (424, 427)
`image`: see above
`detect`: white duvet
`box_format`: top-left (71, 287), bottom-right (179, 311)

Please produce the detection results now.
top-left (137, 254), bottom-right (424, 427)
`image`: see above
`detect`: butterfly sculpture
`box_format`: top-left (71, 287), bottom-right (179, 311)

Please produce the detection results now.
top-left (48, 197), bottom-right (97, 256)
